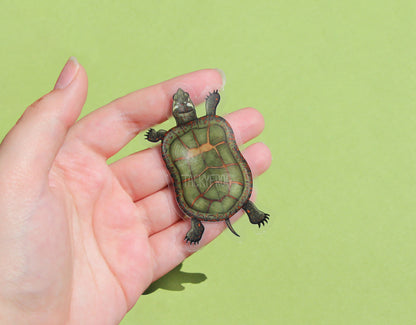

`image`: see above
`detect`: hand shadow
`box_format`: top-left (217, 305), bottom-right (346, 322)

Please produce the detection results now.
top-left (143, 263), bottom-right (207, 295)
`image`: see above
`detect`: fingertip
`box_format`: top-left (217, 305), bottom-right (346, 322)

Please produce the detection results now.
top-left (183, 69), bottom-right (225, 103)
top-left (257, 142), bottom-right (272, 173)
top-left (214, 68), bottom-right (226, 90)
top-left (51, 59), bottom-right (88, 127)
top-left (54, 56), bottom-right (79, 90)
top-left (244, 142), bottom-right (272, 176)
top-left (63, 59), bottom-right (88, 99)
top-left (243, 107), bottom-right (265, 133)
top-left (74, 62), bottom-right (88, 93)
top-left (226, 107), bottom-right (265, 145)
top-left (198, 68), bottom-right (225, 90)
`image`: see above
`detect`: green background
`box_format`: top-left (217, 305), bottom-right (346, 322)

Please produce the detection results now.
top-left (1, 0), bottom-right (415, 324)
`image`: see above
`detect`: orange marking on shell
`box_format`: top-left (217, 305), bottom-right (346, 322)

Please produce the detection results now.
top-left (173, 156), bottom-right (187, 162)
top-left (186, 142), bottom-right (215, 158)
top-left (190, 180), bottom-right (228, 207)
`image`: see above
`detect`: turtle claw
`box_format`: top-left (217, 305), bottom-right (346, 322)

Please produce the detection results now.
top-left (185, 236), bottom-right (200, 245)
top-left (145, 128), bottom-right (166, 142)
top-left (205, 90), bottom-right (220, 116)
top-left (243, 201), bottom-right (270, 228)
top-left (145, 128), bottom-right (156, 141)
top-left (206, 89), bottom-right (219, 100)
top-left (257, 214), bottom-right (270, 228)
top-left (185, 218), bottom-right (204, 245)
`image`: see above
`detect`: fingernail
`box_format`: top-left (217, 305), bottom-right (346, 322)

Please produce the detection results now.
top-left (54, 56), bottom-right (79, 90)
top-left (215, 68), bottom-right (226, 90)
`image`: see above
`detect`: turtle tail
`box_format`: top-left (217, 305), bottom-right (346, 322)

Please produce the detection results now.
top-left (225, 218), bottom-right (240, 237)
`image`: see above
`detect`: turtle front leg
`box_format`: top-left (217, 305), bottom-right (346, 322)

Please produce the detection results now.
top-left (145, 128), bottom-right (166, 142)
top-left (185, 218), bottom-right (205, 244)
top-left (205, 90), bottom-right (220, 116)
top-left (243, 201), bottom-right (270, 228)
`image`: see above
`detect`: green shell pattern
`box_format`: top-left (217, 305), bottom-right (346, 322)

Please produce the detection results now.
top-left (161, 115), bottom-right (252, 221)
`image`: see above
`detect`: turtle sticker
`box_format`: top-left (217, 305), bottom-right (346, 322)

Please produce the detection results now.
top-left (146, 89), bottom-right (269, 244)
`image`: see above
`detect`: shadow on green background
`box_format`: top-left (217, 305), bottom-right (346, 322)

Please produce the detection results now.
top-left (143, 263), bottom-right (207, 295)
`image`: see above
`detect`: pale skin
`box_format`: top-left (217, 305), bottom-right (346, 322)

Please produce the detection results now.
top-left (0, 58), bottom-right (272, 324)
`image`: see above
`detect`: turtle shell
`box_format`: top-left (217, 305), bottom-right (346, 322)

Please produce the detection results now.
top-left (161, 115), bottom-right (252, 221)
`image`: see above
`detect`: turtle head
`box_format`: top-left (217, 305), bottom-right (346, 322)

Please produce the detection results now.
top-left (172, 88), bottom-right (197, 125)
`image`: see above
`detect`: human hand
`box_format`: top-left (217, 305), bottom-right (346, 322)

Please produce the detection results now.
top-left (0, 58), bottom-right (271, 324)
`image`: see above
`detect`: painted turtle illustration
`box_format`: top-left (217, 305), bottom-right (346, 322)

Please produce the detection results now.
top-left (145, 88), bottom-right (269, 244)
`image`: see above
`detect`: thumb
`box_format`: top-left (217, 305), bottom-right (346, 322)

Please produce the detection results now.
top-left (0, 57), bottom-right (88, 179)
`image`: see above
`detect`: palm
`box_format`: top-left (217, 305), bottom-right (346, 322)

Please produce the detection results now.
top-left (49, 148), bottom-right (152, 324)
top-left (0, 67), bottom-right (270, 324)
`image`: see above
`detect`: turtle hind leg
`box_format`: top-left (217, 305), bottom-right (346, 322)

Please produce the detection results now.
top-left (243, 201), bottom-right (270, 228)
top-left (205, 90), bottom-right (220, 116)
top-left (145, 128), bottom-right (166, 142)
top-left (185, 218), bottom-right (205, 244)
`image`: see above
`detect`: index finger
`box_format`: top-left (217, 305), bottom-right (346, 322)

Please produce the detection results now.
top-left (65, 69), bottom-right (224, 159)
